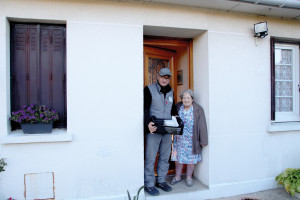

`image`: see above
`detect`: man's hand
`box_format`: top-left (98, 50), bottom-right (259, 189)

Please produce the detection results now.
top-left (148, 122), bottom-right (157, 134)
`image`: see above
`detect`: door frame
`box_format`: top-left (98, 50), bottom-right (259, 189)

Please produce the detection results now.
top-left (143, 36), bottom-right (194, 175)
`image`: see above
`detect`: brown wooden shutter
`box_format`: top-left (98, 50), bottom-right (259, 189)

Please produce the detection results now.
top-left (40, 25), bottom-right (52, 106)
top-left (28, 25), bottom-right (40, 105)
top-left (11, 23), bottom-right (66, 129)
top-left (11, 24), bottom-right (27, 130)
top-left (11, 24), bottom-right (29, 111)
top-left (41, 25), bottom-right (66, 128)
top-left (52, 26), bottom-right (66, 128)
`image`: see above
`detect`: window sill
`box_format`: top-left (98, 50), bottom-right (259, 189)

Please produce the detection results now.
top-left (268, 121), bottom-right (300, 132)
top-left (1, 129), bottom-right (72, 144)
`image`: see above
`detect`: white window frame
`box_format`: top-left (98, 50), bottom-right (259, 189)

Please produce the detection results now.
top-left (275, 43), bottom-right (300, 122)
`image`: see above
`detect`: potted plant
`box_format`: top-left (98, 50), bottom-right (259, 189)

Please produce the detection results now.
top-left (0, 158), bottom-right (7, 173)
top-left (10, 105), bottom-right (59, 134)
top-left (275, 168), bottom-right (300, 196)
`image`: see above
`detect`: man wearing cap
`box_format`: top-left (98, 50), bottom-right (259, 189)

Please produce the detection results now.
top-left (144, 68), bottom-right (178, 196)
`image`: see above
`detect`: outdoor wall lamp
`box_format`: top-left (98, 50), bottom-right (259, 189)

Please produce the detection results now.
top-left (254, 21), bottom-right (268, 38)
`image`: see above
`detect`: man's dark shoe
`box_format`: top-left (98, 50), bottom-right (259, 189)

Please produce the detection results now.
top-left (144, 186), bottom-right (159, 196)
top-left (155, 182), bottom-right (172, 192)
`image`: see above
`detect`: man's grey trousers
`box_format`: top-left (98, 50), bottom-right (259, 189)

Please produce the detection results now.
top-left (144, 133), bottom-right (172, 187)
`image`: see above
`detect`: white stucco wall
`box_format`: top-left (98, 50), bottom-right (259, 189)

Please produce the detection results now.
top-left (207, 14), bottom-right (300, 184)
top-left (0, 0), bottom-right (300, 199)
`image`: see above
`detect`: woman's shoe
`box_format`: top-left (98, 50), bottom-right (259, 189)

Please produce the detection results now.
top-left (186, 178), bottom-right (194, 187)
top-left (170, 177), bottom-right (182, 185)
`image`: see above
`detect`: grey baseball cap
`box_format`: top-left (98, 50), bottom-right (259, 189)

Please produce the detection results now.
top-left (159, 68), bottom-right (172, 77)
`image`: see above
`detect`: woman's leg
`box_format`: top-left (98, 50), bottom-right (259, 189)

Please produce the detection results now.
top-left (186, 164), bottom-right (195, 179)
top-left (175, 161), bottom-right (183, 180)
top-left (186, 164), bottom-right (195, 187)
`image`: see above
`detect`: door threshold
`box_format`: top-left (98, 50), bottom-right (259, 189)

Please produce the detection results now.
top-left (146, 175), bottom-right (209, 198)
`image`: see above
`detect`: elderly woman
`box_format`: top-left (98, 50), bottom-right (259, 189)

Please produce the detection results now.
top-left (170, 89), bottom-right (208, 187)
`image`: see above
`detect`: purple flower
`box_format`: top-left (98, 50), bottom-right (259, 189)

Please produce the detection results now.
top-left (10, 104), bottom-right (59, 124)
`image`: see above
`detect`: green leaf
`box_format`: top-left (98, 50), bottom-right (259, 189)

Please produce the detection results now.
top-left (285, 186), bottom-right (290, 193)
top-left (127, 190), bottom-right (131, 200)
top-left (285, 180), bottom-right (291, 187)
top-left (276, 175), bottom-right (282, 181)
top-left (290, 188), bottom-right (295, 196)
top-left (296, 184), bottom-right (300, 193)
top-left (283, 171), bottom-right (289, 178)
top-left (136, 186), bottom-right (144, 200)
top-left (285, 180), bottom-right (291, 193)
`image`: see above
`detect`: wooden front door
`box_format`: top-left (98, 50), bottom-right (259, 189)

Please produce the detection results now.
top-left (144, 46), bottom-right (177, 102)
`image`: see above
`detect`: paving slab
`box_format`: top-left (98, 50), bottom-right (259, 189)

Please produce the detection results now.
top-left (209, 188), bottom-right (300, 200)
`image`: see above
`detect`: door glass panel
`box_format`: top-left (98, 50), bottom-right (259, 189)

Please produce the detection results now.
top-left (148, 58), bottom-right (169, 84)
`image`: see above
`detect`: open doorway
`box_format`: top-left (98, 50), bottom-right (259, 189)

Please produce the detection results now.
top-left (143, 36), bottom-right (193, 175)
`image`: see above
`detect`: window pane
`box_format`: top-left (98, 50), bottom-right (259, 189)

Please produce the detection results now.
top-left (275, 97), bottom-right (293, 112)
top-left (275, 81), bottom-right (293, 96)
top-left (275, 49), bottom-right (292, 64)
top-left (275, 48), bottom-right (294, 113)
top-left (275, 65), bottom-right (292, 80)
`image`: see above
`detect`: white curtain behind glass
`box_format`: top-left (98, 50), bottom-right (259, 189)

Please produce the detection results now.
top-left (275, 49), bottom-right (293, 112)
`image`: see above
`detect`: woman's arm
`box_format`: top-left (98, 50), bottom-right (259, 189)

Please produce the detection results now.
top-left (199, 106), bottom-right (208, 146)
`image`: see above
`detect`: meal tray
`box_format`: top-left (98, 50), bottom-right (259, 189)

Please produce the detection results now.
top-left (151, 116), bottom-right (184, 135)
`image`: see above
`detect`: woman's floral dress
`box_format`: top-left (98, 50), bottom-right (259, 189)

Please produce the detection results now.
top-left (171, 105), bottom-right (202, 164)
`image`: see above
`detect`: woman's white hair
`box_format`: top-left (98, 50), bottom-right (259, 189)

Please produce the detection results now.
top-left (180, 89), bottom-right (194, 100)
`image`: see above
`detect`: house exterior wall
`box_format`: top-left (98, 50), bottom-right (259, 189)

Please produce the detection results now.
top-left (0, 0), bottom-right (300, 199)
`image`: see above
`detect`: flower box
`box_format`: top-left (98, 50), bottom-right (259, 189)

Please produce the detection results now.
top-left (21, 123), bottom-right (53, 134)
top-left (10, 105), bottom-right (59, 134)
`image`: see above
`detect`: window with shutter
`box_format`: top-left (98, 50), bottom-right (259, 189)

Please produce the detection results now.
top-left (271, 39), bottom-right (300, 122)
top-left (10, 23), bottom-right (67, 130)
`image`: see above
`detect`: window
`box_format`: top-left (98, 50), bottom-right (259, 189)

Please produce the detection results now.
top-left (10, 23), bottom-right (66, 129)
top-left (271, 39), bottom-right (300, 122)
